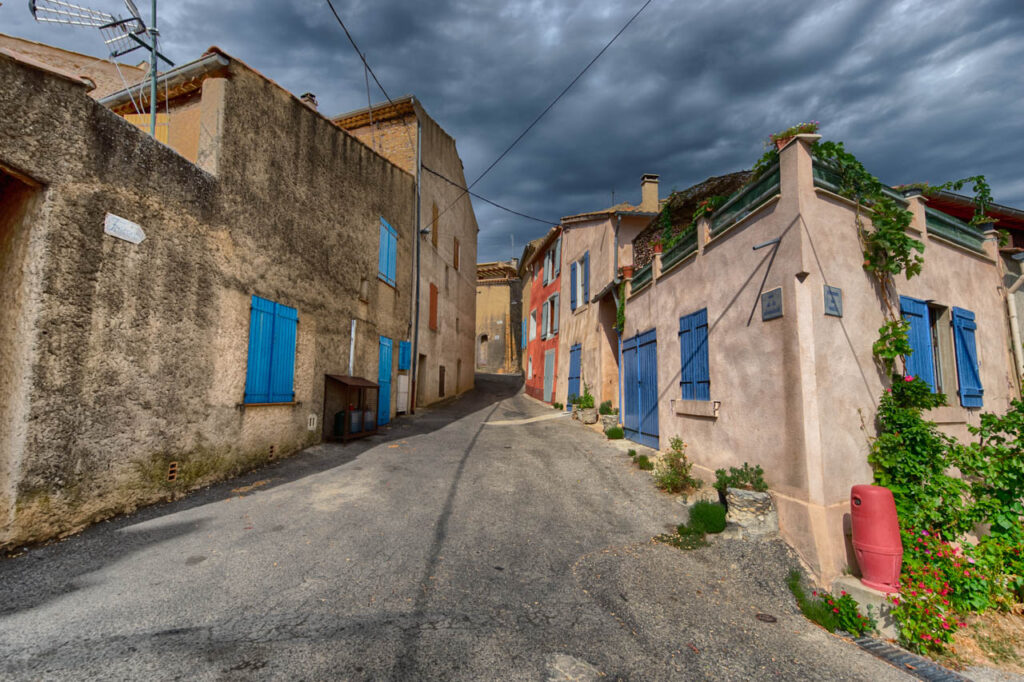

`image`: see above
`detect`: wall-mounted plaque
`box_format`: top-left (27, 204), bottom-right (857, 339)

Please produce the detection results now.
top-left (104, 213), bottom-right (146, 244)
top-left (761, 287), bottom-right (783, 321)
top-left (824, 285), bottom-right (843, 317)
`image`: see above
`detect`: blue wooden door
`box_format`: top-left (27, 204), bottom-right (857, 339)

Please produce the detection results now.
top-left (622, 335), bottom-right (639, 438)
top-left (637, 330), bottom-right (659, 449)
top-left (378, 337), bottom-right (392, 426)
top-left (567, 344), bottom-right (582, 407)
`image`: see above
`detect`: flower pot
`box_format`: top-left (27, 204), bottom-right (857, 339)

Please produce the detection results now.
top-left (620, 265), bottom-right (635, 279)
top-left (774, 137), bottom-right (793, 151)
top-left (580, 407), bottom-right (598, 424)
top-left (652, 243), bottom-right (663, 254)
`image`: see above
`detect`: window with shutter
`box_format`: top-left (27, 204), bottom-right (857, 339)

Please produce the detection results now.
top-left (429, 284), bottom-right (438, 331)
top-left (553, 236), bottom-right (561, 276)
top-left (244, 295), bottom-right (298, 404)
top-left (398, 341), bottom-right (412, 370)
top-left (582, 251), bottom-right (590, 303)
top-left (570, 262), bottom-right (578, 310)
top-left (952, 307), bottom-right (983, 407)
top-left (542, 302), bottom-right (550, 338)
top-left (530, 310), bottom-right (537, 341)
top-left (678, 308), bottom-right (709, 401)
top-left (378, 217), bottom-right (397, 286)
top-left (551, 293), bottom-right (560, 333)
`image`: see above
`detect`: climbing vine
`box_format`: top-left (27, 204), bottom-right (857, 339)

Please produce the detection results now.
top-left (615, 280), bottom-right (626, 333)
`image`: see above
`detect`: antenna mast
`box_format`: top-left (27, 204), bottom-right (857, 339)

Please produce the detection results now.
top-left (29, 0), bottom-right (174, 138)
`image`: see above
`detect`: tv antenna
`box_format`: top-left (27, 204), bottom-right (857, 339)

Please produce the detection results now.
top-left (29, 0), bottom-right (174, 137)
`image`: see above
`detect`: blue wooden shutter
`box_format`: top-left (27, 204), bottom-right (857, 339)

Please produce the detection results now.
top-left (570, 262), bottom-right (577, 310)
top-left (378, 220), bottom-right (389, 282)
top-left (554, 236), bottom-right (561, 276)
top-left (679, 308), bottom-right (710, 401)
top-left (542, 301), bottom-right (550, 338)
top-left (521, 319), bottom-right (527, 349)
top-left (952, 307), bottom-right (983, 407)
top-left (268, 302), bottom-right (298, 402)
top-left (899, 295), bottom-right (936, 389)
top-left (398, 341), bottom-right (411, 370)
top-left (244, 296), bottom-right (276, 403)
top-left (582, 251), bottom-right (590, 303)
top-left (551, 293), bottom-right (559, 333)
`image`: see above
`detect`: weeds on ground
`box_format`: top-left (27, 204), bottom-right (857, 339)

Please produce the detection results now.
top-left (688, 501), bottom-right (726, 534)
top-left (635, 454), bottom-right (653, 470)
top-left (605, 426), bottom-right (624, 439)
top-left (656, 523), bottom-right (708, 550)
top-left (552, 402), bottom-right (563, 410)
top-left (787, 570), bottom-right (876, 636)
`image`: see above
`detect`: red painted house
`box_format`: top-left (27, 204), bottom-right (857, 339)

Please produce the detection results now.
top-left (520, 226), bottom-right (562, 402)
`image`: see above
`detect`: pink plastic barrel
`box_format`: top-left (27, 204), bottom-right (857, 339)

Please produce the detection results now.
top-left (850, 485), bottom-right (903, 593)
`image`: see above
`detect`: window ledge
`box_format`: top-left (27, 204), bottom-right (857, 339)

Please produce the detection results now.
top-left (671, 398), bottom-right (720, 419)
top-left (927, 405), bottom-right (969, 424)
top-left (238, 401), bottom-right (301, 410)
top-left (573, 303), bottom-right (589, 315)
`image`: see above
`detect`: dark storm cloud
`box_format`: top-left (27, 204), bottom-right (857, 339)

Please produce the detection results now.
top-left (4, 0), bottom-right (1022, 261)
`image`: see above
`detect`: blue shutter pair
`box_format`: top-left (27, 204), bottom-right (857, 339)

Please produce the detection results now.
top-left (378, 218), bottom-right (397, 286)
top-left (244, 295), bottom-right (298, 403)
top-left (398, 341), bottom-right (412, 370)
top-left (679, 308), bottom-right (710, 401)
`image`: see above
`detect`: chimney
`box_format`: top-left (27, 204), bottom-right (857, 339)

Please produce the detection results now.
top-left (299, 92), bottom-right (318, 110)
top-left (640, 173), bottom-right (659, 212)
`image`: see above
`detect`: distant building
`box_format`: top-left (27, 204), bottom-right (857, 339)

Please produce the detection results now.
top-left (519, 227), bottom-right (562, 402)
top-left (335, 97), bottom-right (478, 406)
top-left (0, 32), bottom-right (146, 98)
top-left (475, 261), bottom-right (521, 374)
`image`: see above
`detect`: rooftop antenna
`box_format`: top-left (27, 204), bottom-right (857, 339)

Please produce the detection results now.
top-left (29, 0), bottom-right (174, 137)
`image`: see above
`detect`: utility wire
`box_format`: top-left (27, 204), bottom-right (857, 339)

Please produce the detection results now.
top-left (423, 165), bottom-right (558, 226)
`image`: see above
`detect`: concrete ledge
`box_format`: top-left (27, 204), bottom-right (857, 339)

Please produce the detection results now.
top-left (832, 575), bottom-right (899, 640)
top-left (671, 399), bottom-right (720, 419)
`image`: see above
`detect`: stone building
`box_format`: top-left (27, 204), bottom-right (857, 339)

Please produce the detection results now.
top-left (555, 175), bottom-right (660, 411)
top-left (519, 227), bottom-right (562, 402)
top-left (0, 47), bottom-right (416, 548)
top-left (475, 261), bottom-right (521, 374)
top-left (335, 97), bottom-right (478, 406)
top-left (620, 135), bottom-right (1018, 582)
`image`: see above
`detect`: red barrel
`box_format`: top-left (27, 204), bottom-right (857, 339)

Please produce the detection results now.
top-left (850, 485), bottom-right (903, 593)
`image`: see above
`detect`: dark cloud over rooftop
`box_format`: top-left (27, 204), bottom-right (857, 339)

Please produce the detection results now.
top-left (4, 0), bottom-right (1022, 261)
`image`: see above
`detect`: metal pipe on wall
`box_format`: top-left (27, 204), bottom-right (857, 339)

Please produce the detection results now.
top-left (348, 319), bottom-right (357, 376)
top-left (410, 114), bottom-right (422, 413)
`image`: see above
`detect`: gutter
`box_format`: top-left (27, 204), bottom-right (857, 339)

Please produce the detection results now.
top-left (99, 52), bottom-right (230, 109)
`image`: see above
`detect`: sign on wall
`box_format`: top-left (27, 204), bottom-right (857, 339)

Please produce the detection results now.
top-left (761, 287), bottom-right (783, 321)
top-left (103, 213), bottom-right (146, 245)
top-left (824, 285), bottom-right (843, 317)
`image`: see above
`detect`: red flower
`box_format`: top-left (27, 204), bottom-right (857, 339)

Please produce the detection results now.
top-left (833, 608), bottom-right (839, 613)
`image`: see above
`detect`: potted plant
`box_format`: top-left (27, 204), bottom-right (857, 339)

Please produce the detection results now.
top-left (769, 121), bottom-right (819, 150)
top-left (651, 237), bottom-right (663, 255)
top-left (620, 264), bottom-right (635, 279)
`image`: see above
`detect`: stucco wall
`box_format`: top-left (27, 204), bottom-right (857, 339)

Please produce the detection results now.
top-left (0, 54), bottom-right (415, 547)
top-left (622, 138), bottom-right (1017, 581)
top-left (475, 281), bottom-right (515, 372)
top-left (524, 241), bottom-right (562, 401)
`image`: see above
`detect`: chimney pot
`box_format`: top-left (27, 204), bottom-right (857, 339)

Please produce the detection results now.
top-left (641, 173), bottom-right (660, 212)
top-left (300, 92), bottom-right (318, 110)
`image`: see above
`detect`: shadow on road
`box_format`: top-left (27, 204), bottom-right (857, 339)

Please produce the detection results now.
top-left (0, 374), bottom-right (523, 617)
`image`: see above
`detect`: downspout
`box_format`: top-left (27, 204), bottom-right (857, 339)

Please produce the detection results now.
top-left (1006, 254), bottom-right (1024, 392)
top-left (615, 213), bottom-right (623, 420)
top-left (410, 113), bottom-right (423, 413)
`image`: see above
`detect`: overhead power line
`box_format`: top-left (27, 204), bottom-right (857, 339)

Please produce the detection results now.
top-left (422, 165), bottom-right (557, 226)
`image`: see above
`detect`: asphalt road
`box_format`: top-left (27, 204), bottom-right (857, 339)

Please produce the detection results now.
top-left (0, 374), bottom-right (907, 681)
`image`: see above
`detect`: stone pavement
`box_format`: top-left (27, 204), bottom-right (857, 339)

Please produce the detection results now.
top-left (0, 374), bottom-right (908, 680)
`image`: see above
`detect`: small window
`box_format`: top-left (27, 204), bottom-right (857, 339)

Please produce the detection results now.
top-left (679, 308), bottom-right (709, 401)
top-left (431, 202), bottom-right (439, 248)
top-left (542, 302), bottom-right (550, 338)
top-left (244, 295), bottom-right (298, 404)
top-left (570, 252), bottom-right (589, 310)
top-left (528, 354), bottom-right (533, 378)
top-left (549, 293), bottom-right (560, 334)
top-left (454, 237), bottom-right (460, 270)
top-left (378, 217), bottom-right (397, 286)
top-left (530, 310), bottom-right (537, 341)
top-left (429, 284), bottom-right (439, 331)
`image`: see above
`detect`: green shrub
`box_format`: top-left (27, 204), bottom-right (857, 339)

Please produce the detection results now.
top-left (605, 426), bottom-right (624, 440)
top-left (655, 437), bottom-right (702, 493)
top-left (787, 570), bottom-right (875, 637)
top-left (552, 402), bottom-right (563, 410)
top-left (627, 449), bottom-right (637, 458)
top-left (577, 383), bottom-right (595, 409)
top-left (688, 501), bottom-right (726, 534)
top-left (599, 400), bottom-right (614, 415)
top-left (656, 524), bottom-right (708, 550)
top-left (635, 455), bottom-right (653, 470)
top-left (714, 462), bottom-right (768, 492)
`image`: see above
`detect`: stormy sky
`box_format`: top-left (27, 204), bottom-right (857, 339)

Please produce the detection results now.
top-left (5, 0), bottom-right (1023, 261)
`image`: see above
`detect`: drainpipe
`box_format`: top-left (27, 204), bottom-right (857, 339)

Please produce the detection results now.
top-left (615, 213), bottom-right (622, 419)
top-left (1006, 253), bottom-right (1024, 392)
top-left (410, 113), bottom-right (423, 413)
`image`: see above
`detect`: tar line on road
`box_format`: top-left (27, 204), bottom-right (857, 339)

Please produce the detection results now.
top-left (391, 401), bottom-right (501, 677)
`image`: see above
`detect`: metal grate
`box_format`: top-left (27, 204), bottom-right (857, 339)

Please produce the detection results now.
top-left (166, 461), bottom-right (178, 482)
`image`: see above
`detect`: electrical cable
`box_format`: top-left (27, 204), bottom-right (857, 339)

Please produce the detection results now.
top-left (422, 165), bottom-right (557, 226)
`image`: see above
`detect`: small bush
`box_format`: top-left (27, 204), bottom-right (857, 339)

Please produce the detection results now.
top-left (635, 455), bottom-right (653, 470)
top-left (552, 402), bottom-right (563, 410)
top-left (599, 400), bottom-right (614, 415)
top-left (627, 449), bottom-right (637, 458)
top-left (688, 501), bottom-right (726, 534)
top-left (605, 426), bottom-right (624, 440)
top-left (655, 437), bottom-right (702, 493)
top-left (714, 462), bottom-right (768, 492)
top-left (577, 383), bottom-right (595, 409)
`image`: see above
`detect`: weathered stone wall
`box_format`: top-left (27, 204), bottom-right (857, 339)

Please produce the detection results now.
top-left (475, 278), bottom-right (521, 373)
top-left (0, 53), bottom-right (415, 547)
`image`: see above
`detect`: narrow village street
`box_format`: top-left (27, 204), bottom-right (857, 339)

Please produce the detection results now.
top-left (0, 375), bottom-right (906, 681)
